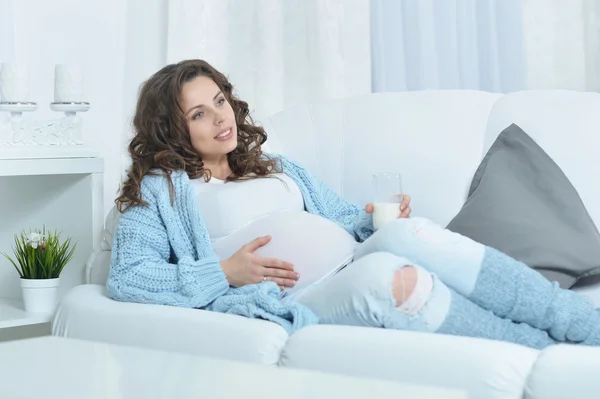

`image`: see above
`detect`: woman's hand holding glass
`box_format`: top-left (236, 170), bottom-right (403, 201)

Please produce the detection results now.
top-left (365, 194), bottom-right (412, 219)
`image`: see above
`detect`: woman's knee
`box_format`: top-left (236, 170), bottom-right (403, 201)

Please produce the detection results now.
top-left (393, 266), bottom-right (418, 305)
top-left (298, 251), bottom-right (437, 327)
top-left (393, 265), bottom-right (434, 315)
top-left (351, 251), bottom-right (435, 315)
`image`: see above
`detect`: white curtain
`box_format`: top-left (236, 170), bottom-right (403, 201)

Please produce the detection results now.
top-left (372, 0), bottom-right (600, 93)
top-left (522, 0), bottom-right (600, 92)
top-left (371, 0), bottom-right (526, 93)
top-left (167, 0), bottom-right (371, 121)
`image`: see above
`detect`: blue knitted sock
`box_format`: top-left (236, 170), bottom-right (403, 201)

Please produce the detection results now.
top-left (468, 247), bottom-right (600, 345)
top-left (437, 287), bottom-right (557, 349)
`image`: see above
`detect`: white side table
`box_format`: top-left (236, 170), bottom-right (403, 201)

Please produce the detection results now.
top-left (0, 337), bottom-right (467, 399)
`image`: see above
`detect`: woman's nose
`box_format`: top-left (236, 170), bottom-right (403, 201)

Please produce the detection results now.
top-left (214, 109), bottom-right (225, 125)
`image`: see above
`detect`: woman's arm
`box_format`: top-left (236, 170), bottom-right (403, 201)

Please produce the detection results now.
top-left (280, 156), bottom-right (374, 242)
top-left (106, 188), bottom-right (230, 309)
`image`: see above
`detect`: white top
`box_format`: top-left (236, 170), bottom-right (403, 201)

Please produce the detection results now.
top-left (191, 173), bottom-right (305, 240)
top-left (191, 174), bottom-right (358, 297)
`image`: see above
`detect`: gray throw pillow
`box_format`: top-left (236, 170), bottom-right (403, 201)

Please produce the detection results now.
top-left (446, 124), bottom-right (600, 289)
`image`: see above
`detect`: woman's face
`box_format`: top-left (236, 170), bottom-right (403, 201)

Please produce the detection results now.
top-left (181, 76), bottom-right (238, 161)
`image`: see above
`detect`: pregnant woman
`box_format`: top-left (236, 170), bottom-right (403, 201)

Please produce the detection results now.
top-left (108, 59), bottom-right (600, 350)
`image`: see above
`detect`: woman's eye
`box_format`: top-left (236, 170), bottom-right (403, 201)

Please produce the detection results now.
top-left (217, 97), bottom-right (225, 106)
top-left (193, 111), bottom-right (203, 120)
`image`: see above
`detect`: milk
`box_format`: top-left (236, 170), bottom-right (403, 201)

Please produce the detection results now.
top-left (373, 202), bottom-right (400, 230)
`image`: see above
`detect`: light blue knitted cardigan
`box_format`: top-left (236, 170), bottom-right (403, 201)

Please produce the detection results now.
top-left (107, 155), bottom-right (374, 334)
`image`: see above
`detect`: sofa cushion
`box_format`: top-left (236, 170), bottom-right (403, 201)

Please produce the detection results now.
top-left (267, 90), bottom-right (502, 226)
top-left (484, 90), bottom-right (600, 231)
top-left (447, 124), bottom-right (600, 289)
top-left (524, 344), bottom-right (600, 399)
top-left (279, 325), bottom-right (539, 399)
top-left (52, 284), bottom-right (289, 365)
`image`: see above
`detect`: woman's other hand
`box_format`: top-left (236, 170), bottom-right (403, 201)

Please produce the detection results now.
top-left (365, 194), bottom-right (412, 219)
top-left (220, 235), bottom-right (299, 288)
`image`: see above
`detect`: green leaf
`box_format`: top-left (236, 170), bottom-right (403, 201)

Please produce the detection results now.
top-left (1, 252), bottom-right (23, 278)
top-left (3, 227), bottom-right (77, 279)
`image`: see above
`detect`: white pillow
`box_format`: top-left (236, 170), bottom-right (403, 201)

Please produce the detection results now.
top-left (211, 210), bottom-right (358, 297)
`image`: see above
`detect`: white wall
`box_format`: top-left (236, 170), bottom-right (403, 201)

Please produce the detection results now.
top-left (1, 0), bottom-right (167, 217)
top-left (122, 0), bottom-right (168, 184)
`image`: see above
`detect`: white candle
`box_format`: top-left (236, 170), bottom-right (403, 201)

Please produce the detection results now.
top-left (54, 64), bottom-right (84, 102)
top-left (0, 63), bottom-right (30, 102)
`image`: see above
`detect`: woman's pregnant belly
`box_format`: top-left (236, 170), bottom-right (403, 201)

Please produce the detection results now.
top-left (210, 211), bottom-right (358, 295)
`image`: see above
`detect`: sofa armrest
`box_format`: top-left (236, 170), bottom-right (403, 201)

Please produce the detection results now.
top-left (280, 325), bottom-right (540, 399)
top-left (52, 284), bottom-right (288, 365)
top-left (525, 344), bottom-right (600, 399)
top-left (86, 205), bottom-right (120, 285)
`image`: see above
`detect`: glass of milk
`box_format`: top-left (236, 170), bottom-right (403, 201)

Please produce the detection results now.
top-left (372, 173), bottom-right (402, 231)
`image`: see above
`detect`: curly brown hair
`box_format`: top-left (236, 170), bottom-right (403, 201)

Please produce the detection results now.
top-left (115, 59), bottom-right (280, 212)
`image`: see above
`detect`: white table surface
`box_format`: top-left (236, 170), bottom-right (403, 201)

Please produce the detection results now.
top-left (0, 298), bottom-right (52, 329)
top-left (0, 336), bottom-right (467, 399)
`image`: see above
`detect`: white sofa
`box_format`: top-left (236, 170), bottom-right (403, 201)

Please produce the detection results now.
top-left (53, 90), bottom-right (600, 399)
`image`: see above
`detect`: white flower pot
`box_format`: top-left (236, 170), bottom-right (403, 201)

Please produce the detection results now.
top-left (20, 278), bottom-right (60, 314)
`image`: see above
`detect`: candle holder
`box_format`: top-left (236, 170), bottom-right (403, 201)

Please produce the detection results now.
top-left (50, 101), bottom-right (90, 116)
top-left (0, 101), bottom-right (38, 118)
top-left (0, 101), bottom-right (91, 149)
top-left (0, 64), bottom-right (93, 157)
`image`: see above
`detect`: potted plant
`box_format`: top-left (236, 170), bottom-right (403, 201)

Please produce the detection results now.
top-left (2, 226), bottom-right (76, 314)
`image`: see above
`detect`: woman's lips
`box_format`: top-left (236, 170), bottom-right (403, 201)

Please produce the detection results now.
top-left (215, 128), bottom-right (233, 141)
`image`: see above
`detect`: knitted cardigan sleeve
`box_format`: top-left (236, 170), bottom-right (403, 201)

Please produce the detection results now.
top-left (106, 177), bottom-right (230, 308)
top-left (280, 156), bottom-right (374, 242)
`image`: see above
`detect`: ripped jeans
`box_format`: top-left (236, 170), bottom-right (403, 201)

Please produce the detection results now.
top-left (292, 217), bottom-right (600, 349)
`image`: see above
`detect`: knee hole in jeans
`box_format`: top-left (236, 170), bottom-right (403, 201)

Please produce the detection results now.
top-left (393, 266), bottom-right (434, 315)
